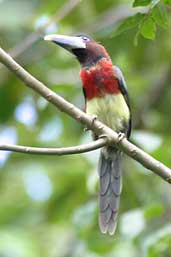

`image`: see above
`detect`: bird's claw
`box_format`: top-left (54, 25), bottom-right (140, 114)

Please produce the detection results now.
top-left (99, 134), bottom-right (108, 139)
top-left (117, 132), bottom-right (126, 143)
top-left (84, 115), bottom-right (98, 132)
top-left (91, 115), bottom-right (98, 126)
top-left (83, 127), bottom-right (89, 132)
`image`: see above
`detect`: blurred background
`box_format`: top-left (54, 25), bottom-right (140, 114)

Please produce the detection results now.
top-left (0, 0), bottom-right (171, 256)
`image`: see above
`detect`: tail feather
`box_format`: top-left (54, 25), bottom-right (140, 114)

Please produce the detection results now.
top-left (100, 166), bottom-right (110, 195)
top-left (98, 147), bottom-right (122, 235)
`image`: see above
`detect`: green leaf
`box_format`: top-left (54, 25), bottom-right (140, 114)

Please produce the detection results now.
top-left (113, 13), bottom-right (145, 37)
top-left (140, 16), bottom-right (156, 39)
top-left (133, 0), bottom-right (151, 7)
top-left (152, 4), bottom-right (168, 28)
top-left (143, 225), bottom-right (171, 256)
top-left (144, 203), bottom-right (165, 220)
top-left (161, 0), bottom-right (171, 5)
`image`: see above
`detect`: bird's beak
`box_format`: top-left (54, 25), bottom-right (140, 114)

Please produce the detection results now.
top-left (44, 34), bottom-right (86, 52)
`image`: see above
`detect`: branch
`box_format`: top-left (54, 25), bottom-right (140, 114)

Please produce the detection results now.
top-left (0, 138), bottom-right (107, 155)
top-left (0, 47), bottom-right (171, 184)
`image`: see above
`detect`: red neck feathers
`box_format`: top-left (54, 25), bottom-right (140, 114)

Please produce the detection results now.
top-left (80, 59), bottom-right (120, 100)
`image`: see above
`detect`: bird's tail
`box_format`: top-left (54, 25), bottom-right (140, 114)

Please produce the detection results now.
top-left (98, 147), bottom-right (122, 235)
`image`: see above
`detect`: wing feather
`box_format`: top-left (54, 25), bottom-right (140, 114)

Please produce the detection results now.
top-left (113, 65), bottom-right (131, 137)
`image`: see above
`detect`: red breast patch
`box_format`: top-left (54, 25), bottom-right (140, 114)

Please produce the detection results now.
top-left (80, 60), bottom-right (120, 100)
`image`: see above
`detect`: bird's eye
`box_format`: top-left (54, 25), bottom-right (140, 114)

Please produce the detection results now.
top-left (82, 36), bottom-right (89, 42)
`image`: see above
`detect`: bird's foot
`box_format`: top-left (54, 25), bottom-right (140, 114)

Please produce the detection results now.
top-left (117, 132), bottom-right (126, 143)
top-left (84, 115), bottom-right (97, 132)
top-left (99, 133), bottom-right (108, 139)
top-left (83, 127), bottom-right (89, 132)
top-left (91, 115), bottom-right (98, 126)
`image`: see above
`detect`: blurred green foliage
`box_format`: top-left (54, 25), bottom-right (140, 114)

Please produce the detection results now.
top-left (0, 0), bottom-right (171, 256)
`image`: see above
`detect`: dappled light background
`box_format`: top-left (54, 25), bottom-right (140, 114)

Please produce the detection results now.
top-left (0, 0), bottom-right (171, 256)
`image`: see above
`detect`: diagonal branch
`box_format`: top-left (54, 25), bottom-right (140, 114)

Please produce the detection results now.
top-left (0, 138), bottom-right (107, 155)
top-left (0, 46), bottom-right (171, 184)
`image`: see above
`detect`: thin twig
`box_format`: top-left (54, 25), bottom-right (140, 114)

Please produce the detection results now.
top-left (0, 47), bottom-right (171, 184)
top-left (0, 138), bottom-right (107, 155)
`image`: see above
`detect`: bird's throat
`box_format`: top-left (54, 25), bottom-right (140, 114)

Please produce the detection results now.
top-left (80, 59), bottom-right (120, 100)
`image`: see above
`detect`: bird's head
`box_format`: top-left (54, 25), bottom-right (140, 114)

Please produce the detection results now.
top-left (44, 34), bottom-right (111, 67)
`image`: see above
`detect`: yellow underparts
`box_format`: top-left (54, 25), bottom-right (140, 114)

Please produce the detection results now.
top-left (86, 93), bottom-right (130, 132)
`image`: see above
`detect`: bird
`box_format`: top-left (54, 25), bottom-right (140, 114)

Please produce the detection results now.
top-left (44, 34), bottom-right (131, 235)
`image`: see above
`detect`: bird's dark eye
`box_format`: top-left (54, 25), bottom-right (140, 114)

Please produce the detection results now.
top-left (81, 36), bottom-right (90, 42)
